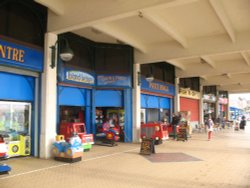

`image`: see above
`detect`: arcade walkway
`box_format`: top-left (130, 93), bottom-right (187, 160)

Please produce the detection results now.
top-left (1, 128), bottom-right (250, 188)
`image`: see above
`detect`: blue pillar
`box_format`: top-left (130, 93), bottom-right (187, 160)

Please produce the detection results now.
top-left (91, 89), bottom-right (96, 135)
top-left (85, 89), bottom-right (92, 134)
top-left (124, 88), bottom-right (132, 142)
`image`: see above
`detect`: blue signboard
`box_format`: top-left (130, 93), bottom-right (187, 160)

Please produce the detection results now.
top-left (58, 66), bottom-right (95, 86)
top-left (97, 74), bottom-right (131, 87)
top-left (0, 38), bottom-right (43, 72)
top-left (141, 77), bottom-right (175, 96)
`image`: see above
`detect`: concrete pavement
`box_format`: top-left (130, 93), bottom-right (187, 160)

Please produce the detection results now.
top-left (0, 128), bottom-right (250, 188)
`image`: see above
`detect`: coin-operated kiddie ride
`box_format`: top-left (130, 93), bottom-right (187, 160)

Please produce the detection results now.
top-left (59, 122), bottom-right (94, 152)
top-left (141, 122), bottom-right (169, 145)
top-left (0, 135), bottom-right (11, 174)
top-left (52, 134), bottom-right (83, 163)
top-left (95, 120), bottom-right (120, 146)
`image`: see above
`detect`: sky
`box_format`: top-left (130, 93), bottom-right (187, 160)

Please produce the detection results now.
top-left (229, 93), bottom-right (250, 101)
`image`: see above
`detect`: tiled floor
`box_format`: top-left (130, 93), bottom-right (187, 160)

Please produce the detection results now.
top-left (1, 129), bottom-right (250, 188)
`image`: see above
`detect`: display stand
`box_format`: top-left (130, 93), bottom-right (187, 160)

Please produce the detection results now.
top-left (140, 138), bottom-right (155, 155)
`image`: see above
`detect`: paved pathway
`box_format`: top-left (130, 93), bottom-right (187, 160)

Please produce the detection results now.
top-left (1, 129), bottom-right (250, 188)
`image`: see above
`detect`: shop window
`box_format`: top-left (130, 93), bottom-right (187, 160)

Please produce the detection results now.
top-left (95, 45), bottom-right (132, 74)
top-left (179, 77), bottom-right (200, 91)
top-left (141, 62), bottom-right (175, 84)
top-left (160, 109), bottom-right (170, 123)
top-left (61, 33), bottom-right (94, 72)
top-left (60, 106), bottom-right (85, 123)
top-left (147, 108), bottom-right (159, 122)
top-left (0, 0), bottom-right (47, 46)
top-left (203, 86), bottom-right (217, 95)
top-left (0, 101), bottom-right (31, 157)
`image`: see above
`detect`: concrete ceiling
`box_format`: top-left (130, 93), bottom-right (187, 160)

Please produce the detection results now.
top-left (36, 0), bottom-right (250, 93)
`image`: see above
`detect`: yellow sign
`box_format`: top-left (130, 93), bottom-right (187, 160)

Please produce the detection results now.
top-left (0, 44), bottom-right (25, 63)
top-left (179, 87), bottom-right (200, 99)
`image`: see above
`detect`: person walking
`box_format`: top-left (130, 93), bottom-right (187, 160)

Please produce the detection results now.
top-left (207, 115), bottom-right (214, 141)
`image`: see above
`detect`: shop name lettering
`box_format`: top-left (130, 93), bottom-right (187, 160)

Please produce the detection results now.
top-left (0, 44), bottom-right (25, 63)
top-left (149, 82), bottom-right (169, 91)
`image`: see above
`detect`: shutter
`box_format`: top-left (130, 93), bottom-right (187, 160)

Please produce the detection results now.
top-left (180, 97), bottom-right (199, 121)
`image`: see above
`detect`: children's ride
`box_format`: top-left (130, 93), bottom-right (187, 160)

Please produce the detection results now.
top-left (59, 122), bottom-right (94, 151)
top-left (95, 121), bottom-right (120, 146)
top-left (52, 134), bottom-right (83, 162)
top-left (0, 135), bottom-right (11, 174)
top-left (140, 122), bottom-right (169, 145)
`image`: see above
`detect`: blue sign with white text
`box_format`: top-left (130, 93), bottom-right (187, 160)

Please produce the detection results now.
top-left (58, 66), bottom-right (95, 86)
top-left (141, 77), bottom-right (175, 96)
top-left (0, 38), bottom-right (43, 72)
top-left (97, 75), bottom-right (131, 87)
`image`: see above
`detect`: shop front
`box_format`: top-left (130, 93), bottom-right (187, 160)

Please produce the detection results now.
top-left (57, 67), bottom-right (94, 135)
top-left (94, 75), bottom-right (132, 142)
top-left (0, 38), bottom-right (43, 157)
top-left (179, 88), bottom-right (200, 127)
top-left (218, 97), bottom-right (228, 119)
top-left (57, 67), bottom-right (133, 143)
top-left (203, 94), bottom-right (217, 121)
top-left (140, 78), bottom-right (175, 124)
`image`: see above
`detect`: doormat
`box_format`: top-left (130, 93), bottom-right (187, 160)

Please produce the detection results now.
top-left (143, 152), bottom-right (202, 163)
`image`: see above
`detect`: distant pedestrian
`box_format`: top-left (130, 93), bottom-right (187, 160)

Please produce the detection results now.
top-left (240, 116), bottom-right (246, 130)
top-left (206, 115), bottom-right (214, 141)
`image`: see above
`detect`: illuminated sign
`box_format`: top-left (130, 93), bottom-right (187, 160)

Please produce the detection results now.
top-left (66, 71), bottom-right (94, 84)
